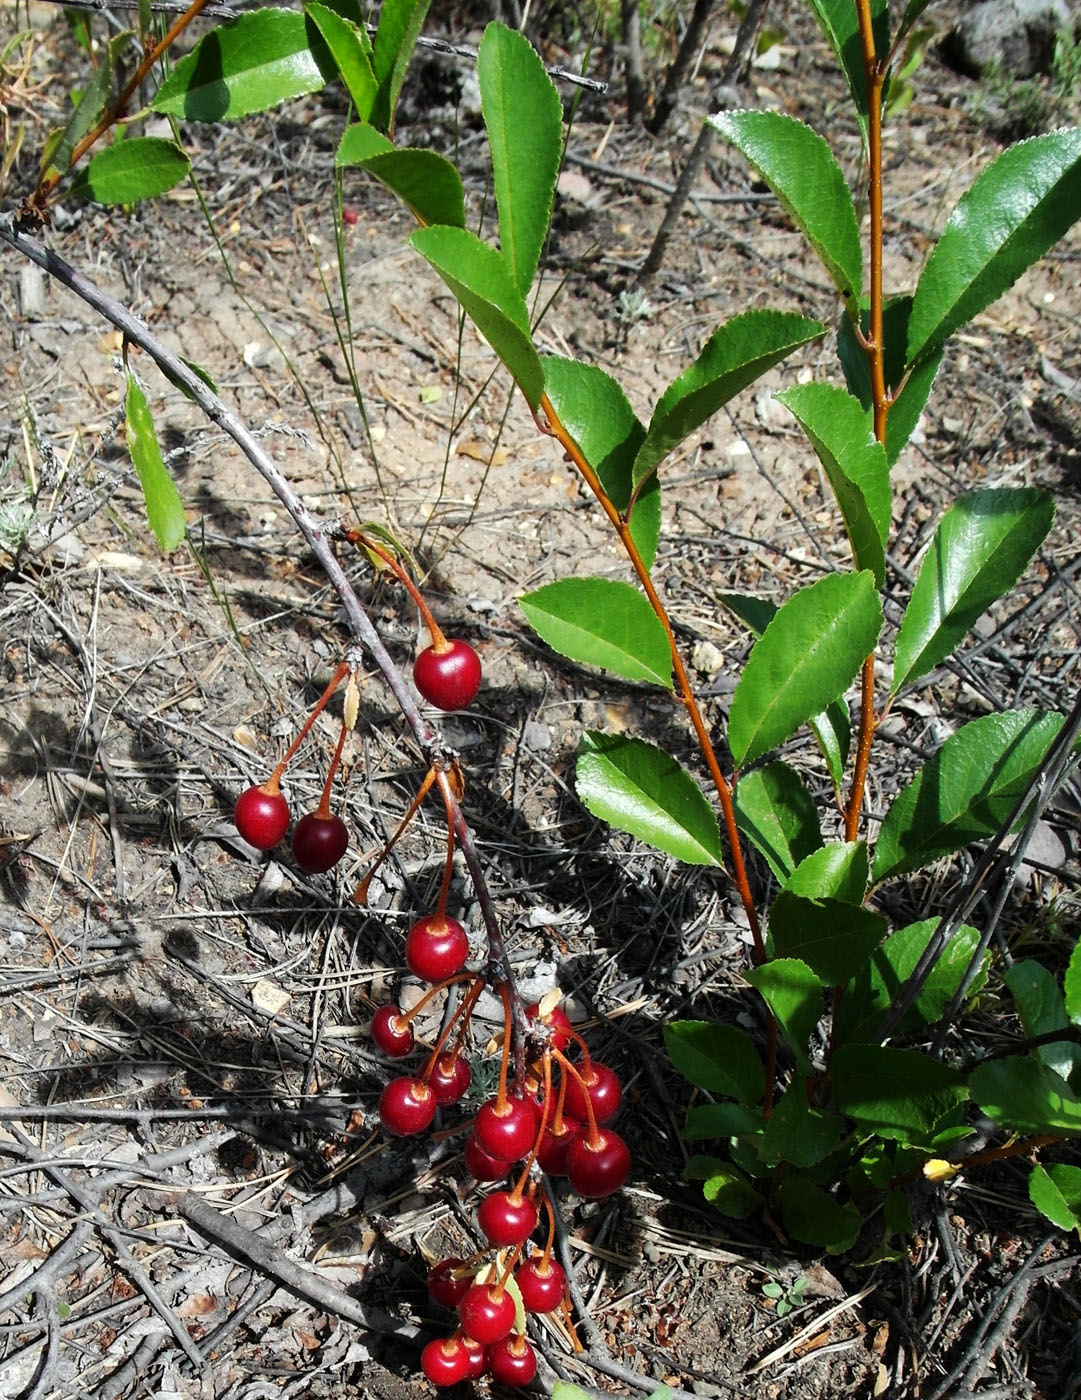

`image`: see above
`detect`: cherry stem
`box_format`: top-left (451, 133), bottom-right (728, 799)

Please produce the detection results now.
top-left (316, 717), bottom-right (349, 818)
top-left (512, 1052), bottom-right (555, 1196)
top-left (350, 529), bottom-right (449, 652)
top-left (555, 1052), bottom-right (600, 1143)
top-left (418, 976), bottom-right (485, 1078)
top-left (434, 771), bottom-right (458, 917)
top-left (268, 660), bottom-right (350, 790)
top-left (351, 767), bottom-right (437, 904)
top-left (539, 1190), bottom-right (556, 1268)
top-left (494, 982), bottom-right (514, 1109)
top-left (401, 971), bottom-right (482, 1034)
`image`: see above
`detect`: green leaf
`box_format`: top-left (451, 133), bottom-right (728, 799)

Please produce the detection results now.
top-left (833, 1044), bottom-right (969, 1145)
top-left (836, 919), bottom-right (986, 1045)
top-left (782, 842), bottom-right (868, 904)
top-left (541, 356), bottom-right (660, 569)
top-left (769, 891), bottom-right (886, 986)
top-left (409, 226), bottom-right (544, 407)
top-left (576, 732), bottom-right (722, 865)
top-left (778, 1176), bottom-right (861, 1252)
top-left (519, 578), bottom-right (673, 688)
top-left (337, 125), bottom-right (466, 227)
top-left (124, 374), bottom-right (186, 553)
top-left (728, 571), bottom-right (882, 767)
top-left (971, 1057), bottom-right (1081, 1135)
top-left (1004, 960), bottom-right (1081, 1084)
top-left (717, 591), bottom-right (778, 638)
top-left (369, 0), bottom-right (431, 132)
top-left (776, 383), bottom-right (889, 584)
top-left (665, 1021), bottom-right (765, 1105)
top-left (806, 0), bottom-right (889, 142)
top-left (687, 1158), bottom-right (764, 1218)
top-left (733, 762), bottom-right (822, 881)
top-left (152, 10), bottom-right (330, 121)
top-left (1065, 938), bottom-right (1081, 1023)
top-left (45, 31), bottom-right (132, 180)
top-left (70, 137), bottom-right (190, 205)
top-left (873, 708), bottom-right (1067, 882)
top-left (709, 111), bottom-right (861, 317)
top-left (304, 0), bottom-right (376, 119)
top-left (908, 128), bottom-right (1081, 366)
top-left (479, 23), bottom-right (562, 298)
top-left (682, 1102), bottom-right (764, 1140)
top-left (632, 310), bottom-right (825, 495)
top-left (759, 1075), bottom-right (847, 1167)
top-left (892, 488), bottom-right (1055, 693)
top-left (743, 958), bottom-right (824, 1065)
top-left (1029, 1163), bottom-right (1081, 1233)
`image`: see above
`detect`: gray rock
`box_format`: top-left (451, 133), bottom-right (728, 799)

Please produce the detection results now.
top-left (942, 0), bottom-right (1078, 78)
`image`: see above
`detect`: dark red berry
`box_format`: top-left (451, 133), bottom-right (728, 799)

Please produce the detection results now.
top-left (526, 1000), bottom-right (573, 1051)
top-left (421, 1336), bottom-right (469, 1386)
top-left (477, 1190), bottom-right (538, 1247)
top-left (464, 1133), bottom-right (512, 1182)
top-left (427, 1257), bottom-right (471, 1308)
top-left (342, 205), bottom-right (359, 226)
top-left (234, 784), bottom-right (290, 850)
top-left (460, 1334), bottom-right (487, 1380)
top-left (457, 1283), bottom-right (515, 1344)
top-left (474, 1095), bottom-right (537, 1163)
top-left (413, 639), bottom-right (482, 711)
top-left (515, 1256), bottom-right (565, 1314)
top-left (406, 914), bottom-right (469, 983)
top-left (487, 1334), bottom-right (537, 1386)
top-left (536, 1117), bottom-right (581, 1176)
top-left (291, 811), bottom-right (349, 874)
top-left (564, 1062), bottom-right (622, 1124)
top-left (378, 1077), bottom-right (436, 1136)
top-left (428, 1053), bottom-right (471, 1104)
top-left (371, 1004), bottom-right (414, 1058)
top-left (566, 1127), bottom-right (631, 1198)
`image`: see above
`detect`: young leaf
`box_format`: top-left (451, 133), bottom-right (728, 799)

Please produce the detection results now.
top-left (124, 374), bottom-right (186, 552)
top-left (409, 226), bottom-right (544, 407)
top-left (540, 357), bottom-right (660, 569)
top-left (970, 1057), bottom-right (1081, 1135)
top-left (892, 487), bottom-right (1055, 694)
top-left (304, 0), bottom-right (376, 119)
top-left (1004, 960), bottom-right (1081, 1085)
top-left (728, 570), bottom-right (882, 767)
top-left (576, 732), bottom-right (722, 865)
top-left (743, 959), bottom-right (824, 1066)
top-left (907, 128), bottom-right (1081, 367)
top-left (758, 1075), bottom-right (847, 1167)
top-left (664, 1021), bottom-right (765, 1105)
top-left (519, 578), bottom-right (673, 687)
top-left (337, 126), bottom-right (465, 227)
top-left (478, 23), bottom-right (562, 298)
top-left (70, 137), bottom-right (190, 204)
top-left (769, 891), bottom-right (886, 985)
top-left (687, 1159), bottom-right (764, 1218)
top-left (806, 0), bottom-right (889, 142)
top-left (782, 842), bottom-right (868, 904)
top-left (778, 1176), bottom-right (861, 1253)
top-left (832, 1044), bottom-right (968, 1144)
top-left (152, 10), bottom-right (330, 121)
top-left (709, 111), bottom-right (861, 317)
top-left (872, 708), bottom-right (1067, 883)
top-left (733, 761), bottom-right (822, 881)
top-left (777, 382), bottom-right (890, 583)
top-left (369, 0), bottom-right (431, 132)
top-left (1029, 1163), bottom-right (1081, 1233)
top-left (632, 311), bottom-right (825, 495)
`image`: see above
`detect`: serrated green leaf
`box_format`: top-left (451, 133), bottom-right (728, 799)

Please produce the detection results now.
top-left (729, 571), bottom-right (882, 767)
top-left (152, 11), bottom-right (330, 121)
top-left (682, 1102), bottom-right (764, 1140)
top-left (479, 23), bottom-right (562, 298)
top-left (718, 591), bottom-right (778, 637)
top-left (1004, 960), bottom-right (1081, 1084)
top-left (520, 578), bottom-right (672, 687)
top-left (743, 958), bottom-right (824, 1065)
top-left (664, 1021), bottom-right (765, 1104)
top-left (632, 310), bottom-right (825, 495)
top-left (908, 129), bottom-right (1081, 367)
top-left (833, 1044), bottom-right (968, 1144)
top-left (777, 383), bottom-right (889, 583)
top-left (70, 136), bottom-right (190, 205)
top-left (1029, 1163), bottom-right (1081, 1232)
top-left (769, 891), bottom-right (886, 985)
top-left (576, 732), bottom-right (722, 865)
top-left (778, 1175), bottom-right (861, 1252)
top-left (410, 225), bottom-right (543, 407)
top-left (873, 708), bottom-right (1067, 882)
top-left (304, 1), bottom-right (376, 118)
top-left (892, 488), bottom-right (1055, 693)
top-left (807, 0), bottom-right (889, 142)
top-left (710, 111), bottom-right (861, 317)
top-left (782, 842), bottom-right (868, 904)
top-left (369, 0), bottom-right (430, 132)
top-left (971, 1057), bottom-right (1081, 1135)
top-left (337, 125), bottom-right (465, 227)
top-left (124, 374), bottom-right (186, 553)
top-left (759, 1074), bottom-right (847, 1167)
top-left (733, 762), bottom-right (822, 881)
top-left (541, 356), bottom-right (660, 569)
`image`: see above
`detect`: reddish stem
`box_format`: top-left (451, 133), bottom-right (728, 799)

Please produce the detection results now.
top-left (267, 660), bottom-right (350, 790)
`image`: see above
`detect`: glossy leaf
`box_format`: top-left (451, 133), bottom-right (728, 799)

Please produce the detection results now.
top-left (576, 732), bottom-right (722, 865)
top-left (733, 762), bottom-right (822, 881)
top-left (769, 891), bottom-right (886, 985)
top-left (782, 842), bottom-right (868, 904)
top-left (892, 488), bottom-right (1055, 694)
top-left (759, 1076), bottom-right (847, 1167)
top-left (631, 311), bottom-right (825, 494)
top-left (152, 10), bottom-right (329, 121)
top-left (369, 0), bottom-right (431, 132)
top-left (710, 111), bottom-right (861, 316)
top-left (410, 226), bottom-right (544, 407)
top-left (70, 137), bottom-right (190, 204)
top-left (337, 125), bottom-right (465, 227)
top-left (832, 1044), bottom-right (968, 1144)
top-left (778, 1176), bottom-right (861, 1252)
top-left (1029, 1163), bottom-right (1081, 1232)
top-left (682, 1102), bottom-right (763, 1140)
top-left (665, 1021), bottom-right (765, 1105)
top-left (807, 0), bottom-right (889, 141)
top-left (541, 357), bottom-right (660, 569)
top-left (908, 128), bottom-right (1081, 367)
top-left (838, 296), bottom-right (943, 467)
top-left (479, 23), bottom-right (562, 298)
top-left (125, 374), bottom-right (186, 553)
top-left (687, 1158), bottom-right (764, 1218)
top-left (777, 382), bottom-right (890, 582)
top-left (728, 570), bottom-right (881, 767)
top-left (970, 1057), bottom-right (1081, 1135)
top-left (304, 0), bottom-right (376, 119)
top-left (1004, 960), bottom-right (1081, 1085)
top-left (519, 578), bottom-right (673, 688)
top-left (873, 708), bottom-right (1067, 882)
top-left (743, 959), bottom-right (823, 1065)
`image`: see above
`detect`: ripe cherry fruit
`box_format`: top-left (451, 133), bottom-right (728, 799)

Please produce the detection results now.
top-left (566, 1127), bottom-right (631, 1198)
top-left (473, 1094), bottom-right (537, 1163)
top-left (420, 1335), bottom-right (470, 1387)
top-left (536, 1117), bottom-right (581, 1176)
top-left (291, 811), bottom-right (349, 874)
top-left (477, 1189), bottom-right (538, 1247)
top-left (427, 1257), bottom-right (472, 1308)
top-left (234, 784), bottom-right (290, 850)
top-left (413, 638), bottom-right (482, 711)
top-left (564, 1062), bottom-right (622, 1125)
top-left (378, 1077), bottom-right (436, 1136)
top-left (371, 1004), bottom-right (414, 1058)
top-left (515, 1256), bottom-right (566, 1314)
top-left (487, 1334), bottom-right (537, 1387)
top-left (457, 1283), bottom-right (515, 1344)
top-left (428, 1052), bottom-right (471, 1105)
top-left (464, 1133), bottom-right (512, 1182)
top-left (405, 914), bottom-right (469, 982)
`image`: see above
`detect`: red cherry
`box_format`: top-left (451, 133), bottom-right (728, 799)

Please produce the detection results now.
top-left (536, 1117), bottom-right (581, 1176)
top-left (406, 914), bottom-right (469, 983)
top-left (464, 1133), bottom-right (512, 1182)
top-left (234, 784), bottom-right (290, 850)
top-left (342, 205), bottom-right (359, 226)
top-left (420, 1335), bottom-right (469, 1386)
top-left (515, 1256), bottom-right (565, 1313)
top-left (291, 811), bottom-right (349, 874)
top-left (564, 1062), bottom-right (622, 1124)
top-left (413, 639), bottom-right (482, 711)
top-left (427, 1257), bottom-right (472, 1307)
top-left (566, 1127), bottom-right (631, 1198)
top-left (526, 1001), bottom-right (573, 1052)
top-left (428, 1053), bottom-right (471, 1104)
top-left (378, 1077), bottom-right (436, 1136)
top-left (371, 1004), bottom-right (414, 1058)
top-left (477, 1190), bottom-right (538, 1247)
top-left (460, 1334), bottom-right (487, 1379)
top-left (473, 1095), bottom-right (537, 1162)
top-left (457, 1283), bottom-right (515, 1344)
top-left (487, 1333), bottom-right (537, 1386)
